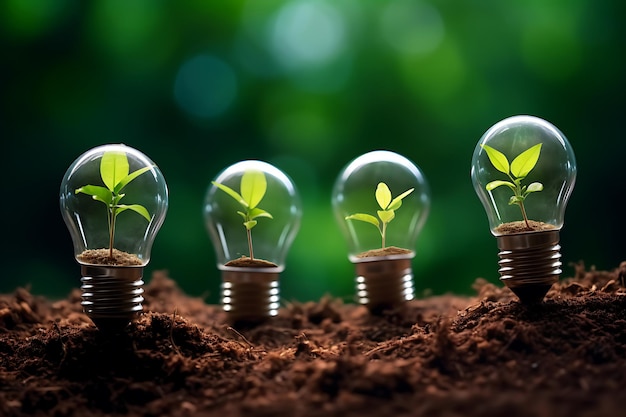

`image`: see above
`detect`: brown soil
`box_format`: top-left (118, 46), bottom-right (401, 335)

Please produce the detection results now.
top-left (224, 256), bottom-right (278, 268)
top-left (494, 220), bottom-right (557, 234)
top-left (355, 246), bottom-right (413, 258)
top-left (77, 248), bottom-right (143, 266)
top-left (2, 263), bottom-right (626, 417)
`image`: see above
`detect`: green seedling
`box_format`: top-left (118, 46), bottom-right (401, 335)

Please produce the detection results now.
top-left (345, 182), bottom-right (414, 249)
top-left (481, 143), bottom-right (543, 229)
top-left (212, 170), bottom-right (273, 260)
top-left (75, 151), bottom-right (152, 260)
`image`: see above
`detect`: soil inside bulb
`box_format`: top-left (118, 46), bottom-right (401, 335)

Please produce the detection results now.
top-left (77, 248), bottom-right (143, 266)
top-left (494, 220), bottom-right (557, 234)
top-left (355, 246), bottom-right (413, 258)
top-left (224, 256), bottom-right (278, 268)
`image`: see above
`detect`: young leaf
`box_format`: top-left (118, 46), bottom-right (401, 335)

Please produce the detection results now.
top-left (249, 207), bottom-right (273, 220)
top-left (240, 170), bottom-right (267, 209)
top-left (526, 182), bottom-right (543, 193)
top-left (101, 151), bottom-right (130, 192)
top-left (212, 181), bottom-right (247, 207)
top-left (116, 204), bottom-right (151, 222)
top-left (481, 145), bottom-right (510, 175)
top-left (486, 180), bottom-right (515, 191)
top-left (244, 220), bottom-right (257, 230)
top-left (387, 188), bottom-right (414, 211)
top-left (346, 213), bottom-right (380, 228)
top-left (75, 185), bottom-right (113, 205)
top-left (511, 143), bottom-right (542, 179)
top-left (375, 183), bottom-right (392, 210)
top-left (377, 210), bottom-right (395, 224)
top-left (114, 166), bottom-right (153, 194)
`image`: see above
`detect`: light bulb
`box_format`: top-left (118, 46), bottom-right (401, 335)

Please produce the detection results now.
top-left (332, 150), bottom-right (430, 312)
top-left (204, 160), bottom-right (302, 324)
top-left (60, 144), bottom-right (168, 331)
top-left (471, 115), bottom-right (576, 303)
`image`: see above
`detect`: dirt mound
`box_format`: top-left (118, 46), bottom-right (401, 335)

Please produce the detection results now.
top-left (1, 263), bottom-right (626, 417)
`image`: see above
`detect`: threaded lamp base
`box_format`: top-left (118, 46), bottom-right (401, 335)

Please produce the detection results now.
top-left (496, 230), bottom-right (561, 304)
top-left (80, 265), bottom-right (144, 331)
top-left (221, 269), bottom-right (280, 325)
top-left (354, 257), bottom-right (414, 313)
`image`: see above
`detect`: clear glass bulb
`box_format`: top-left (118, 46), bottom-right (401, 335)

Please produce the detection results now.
top-left (60, 144), bottom-right (168, 330)
top-left (471, 115), bottom-right (576, 303)
top-left (332, 150), bottom-right (430, 312)
top-left (204, 160), bottom-right (302, 323)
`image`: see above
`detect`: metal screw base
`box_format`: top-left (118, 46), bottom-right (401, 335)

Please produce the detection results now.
top-left (221, 269), bottom-right (280, 325)
top-left (354, 257), bottom-right (414, 313)
top-left (496, 230), bottom-right (561, 304)
top-left (80, 265), bottom-right (144, 332)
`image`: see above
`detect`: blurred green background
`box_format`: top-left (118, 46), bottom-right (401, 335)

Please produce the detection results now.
top-left (2, 0), bottom-right (625, 304)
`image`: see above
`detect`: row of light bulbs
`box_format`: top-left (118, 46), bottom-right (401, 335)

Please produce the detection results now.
top-left (59, 115), bottom-right (576, 331)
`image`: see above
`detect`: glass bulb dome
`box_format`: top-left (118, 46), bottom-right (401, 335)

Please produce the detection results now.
top-left (204, 160), bottom-right (302, 271)
top-left (471, 115), bottom-right (576, 234)
top-left (60, 144), bottom-right (169, 265)
top-left (332, 150), bottom-right (430, 260)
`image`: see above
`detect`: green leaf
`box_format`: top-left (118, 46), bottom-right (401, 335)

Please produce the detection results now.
top-left (481, 144), bottom-right (510, 175)
top-left (509, 195), bottom-right (524, 205)
top-left (375, 182), bottom-right (392, 210)
top-left (237, 211), bottom-right (247, 220)
top-left (213, 181), bottom-right (247, 207)
top-left (511, 143), bottom-right (542, 179)
top-left (116, 204), bottom-right (151, 222)
top-left (378, 210), bottom-right (395, 224)
top-left (244, 220), bottom-right (257, 230)
top-left (486, 180), bottom-right (515, 191)
top-left (75, 185), bottom-right (112, 205)
top-left (241, 170), bottom-right (267, 209)
top-left (346, 213), bottom-right (379, 228)
top-left (526, 182), bottom-right (543, 193)
top-left (101, 151), bottom-right (129, 192)
top-left (249, 207), bottom-right (273, 220)
top-left (114, 166), bottom-right (153, 194)
top-left (387, 188), bottom-right (414, 211)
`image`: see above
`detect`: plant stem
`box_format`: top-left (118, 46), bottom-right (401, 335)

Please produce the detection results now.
top-left (381, 222), bottom-right (387, 249)
top-left (519, 202), bottom-right (531, 230)
top-left (108, 207), bottom-right (116, 259)
top-left (247, 228), bottom-right (254, 260)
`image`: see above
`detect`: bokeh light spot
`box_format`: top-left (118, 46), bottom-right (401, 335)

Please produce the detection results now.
top-left (269, 0), bottom-right (346, 70)
top-left (174, 55), bottom-right (238, 119)
top-left (379, 0), bottom-right (444, 56)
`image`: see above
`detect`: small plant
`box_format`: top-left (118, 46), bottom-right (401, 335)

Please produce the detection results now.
top-left (481, 143), bottom-right (543, 229)
top-left (345, 182), bottom-right (414, 249)
top-left (212, 170), bottom-right (273, 260)
top-left (75, 150), bottom-right (152, 260)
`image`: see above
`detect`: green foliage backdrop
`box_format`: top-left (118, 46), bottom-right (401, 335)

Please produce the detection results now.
top-left (2, 0), bottom-right (625, 304)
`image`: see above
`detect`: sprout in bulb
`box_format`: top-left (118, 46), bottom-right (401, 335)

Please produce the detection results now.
top-left (481, 143), bottom-right (544, 230)
top-left (471, 115), bottom-right (576, 303)
top-left (204, 161), bottom-right (302, 324)
top-left (345, 182), bottom-right (414, 251)
top-left (60, 144), bottom-right (168, 331)
top-left (75, 151), bottom-right (154, 264)
top-left (332, 150), bottom-right (430, 313)
top-left (212, 170), bottom-right (274, 264)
